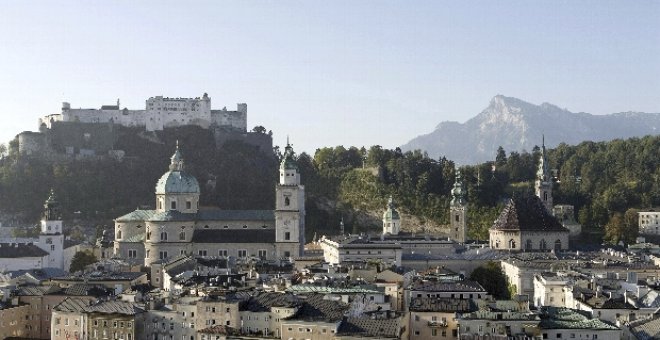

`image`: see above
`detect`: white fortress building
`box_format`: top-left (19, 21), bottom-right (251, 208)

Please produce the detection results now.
top-left (39, 93), bottom-right (247, 132)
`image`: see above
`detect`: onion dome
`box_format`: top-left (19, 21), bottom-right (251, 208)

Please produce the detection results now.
top-left (280, 142), bottom-right (298, 171)
top-left (383, 196), bottom-right (400, 220)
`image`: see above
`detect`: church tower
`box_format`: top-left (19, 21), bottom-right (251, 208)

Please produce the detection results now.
top-left (155, 141), bottom-right (200, 214)
top-left (450, 170), bottom-right (468, 244)
top-left (535, 137), bottom-right (553, 212)
top-left (382, 196), bottom-right (401, 235)
top-left (275, 142), bottom-right (305, 257)
top-left (38, 189), bottom-right (65, 270)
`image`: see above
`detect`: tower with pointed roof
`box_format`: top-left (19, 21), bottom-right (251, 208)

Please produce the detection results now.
top-left (38, 189), bottom-right (65, 269)
top-left (382, 196), bottom-right (401, 235)
top-left (450, 170), bottom-right (468, 244)
top-left (535, 136), bottom-right (553, 212)
top-left (275, 141), bottom-right (306, 257)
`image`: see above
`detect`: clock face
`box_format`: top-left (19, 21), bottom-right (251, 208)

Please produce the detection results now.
top-left (283, 219), bottom-right (291, 227)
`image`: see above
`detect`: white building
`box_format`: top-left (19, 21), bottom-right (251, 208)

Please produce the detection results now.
top-left (39, 93), bottom-right (247, 132)
top-left (639, 210), bottom-right (660, 235)
top-left (114, 142), bottom-right (305, 271)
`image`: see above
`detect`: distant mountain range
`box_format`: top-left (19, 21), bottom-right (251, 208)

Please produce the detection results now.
top-left (401, 95), bottom-right (660, 165)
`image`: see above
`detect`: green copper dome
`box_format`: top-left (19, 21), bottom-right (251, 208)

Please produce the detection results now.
top-left (383, 196), bottom-right (400, 220)
top-left (155, 143), bottom-right (200, 194)
top-left (451, 170), bottom-right (466, 206)
top-left (280, 143), bottom-right (298, 171)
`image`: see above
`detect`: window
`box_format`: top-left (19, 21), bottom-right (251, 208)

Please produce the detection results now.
top-left (284, 251), bottom-right (290, 257)
top-left (186, 201), bottom-right (192, 209)
top-left (238, 249), bottom-right (247, 258)
top-left (432, 329), bottom-right (438, 336)
top-left (117, 231), bottom-right (122, 239)
top-left (218, 249), bottom-right (228, 257)
top-left (540, 239), bottom-right (547, 250)
top-left (161, 232), bottom-right (168, 241)
top-left (243, 225), bottom-right (248, 229)
top-left (258, 249), bottom-right (267, 258)
top-left (128, 249), bottom-right (137, 258)
top-left (51, 245), bottom-right (55, 251)
top-left (198, 250), bottom-right (207, 256)
top-left (171, 201), bottom-right (176, 209)
top-left (179, 231), bottom-right (186, 240)
top-left (285, 197), bottom-right (290, 206)
top-left (284, 232), bottom-right (291, 240)
top-left (159, 251), bottom-right (168, 259)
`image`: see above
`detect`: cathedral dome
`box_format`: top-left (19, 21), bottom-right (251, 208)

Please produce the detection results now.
top-left (155, 142), bottom-right (200, 194)
top-left (155, 171), bottom-right (200, 194)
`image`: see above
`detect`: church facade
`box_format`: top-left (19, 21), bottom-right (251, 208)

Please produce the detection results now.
top-left (113, 143), bottom-right (304, 266)
top-left (489, 139), bottom-right (569, 251)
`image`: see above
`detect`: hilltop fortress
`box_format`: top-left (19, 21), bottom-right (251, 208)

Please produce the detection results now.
top-left (39, 93), bottom-right (246, 132)
top-left (19, 93), bottom-right (271, 158)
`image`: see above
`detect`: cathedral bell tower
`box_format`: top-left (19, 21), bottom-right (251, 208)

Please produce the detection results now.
top-left (535, 136), bottom-right (553, 212)
top-left (275, 141), bottom-right (305, 257)
top-left (38, 189), bottom-right (65, 270)
top-left (450, 170), bottom-right (468, 244)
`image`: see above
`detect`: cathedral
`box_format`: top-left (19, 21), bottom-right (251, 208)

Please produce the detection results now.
top-left (113, 142), bottom-right (305, 266)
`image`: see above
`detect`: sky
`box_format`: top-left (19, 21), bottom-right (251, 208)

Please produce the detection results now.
top-left (1, 1), bottom-right (658, 154)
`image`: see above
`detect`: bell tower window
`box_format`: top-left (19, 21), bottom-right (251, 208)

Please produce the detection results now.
top-left (285, 197), bottom-right (290, 206)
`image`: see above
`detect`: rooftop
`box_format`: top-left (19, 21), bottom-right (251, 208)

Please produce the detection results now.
top-left (491, 195), bottom-right (568, 232)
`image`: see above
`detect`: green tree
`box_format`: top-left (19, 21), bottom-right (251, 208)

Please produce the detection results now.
top-left (69, 250), bottom-right (98, 272)
top-left (470, 261), bottom-right (510, 299)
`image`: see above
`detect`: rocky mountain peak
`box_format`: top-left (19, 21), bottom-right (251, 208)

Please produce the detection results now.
top-left (401, 95), bottom-right (660, 165)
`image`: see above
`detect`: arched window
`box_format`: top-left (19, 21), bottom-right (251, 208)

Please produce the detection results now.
top-left (179, 231), bottom-right (185, 241)
top-left (116, 231), bottom-right (122, 240)
top-left (554, 239), bottom-right (562, 251)
top-left (540, 239), bottom-right (547, 250)
top-left (495, 240), bottom-right (500, 249)
top-left (160, 232), bottom-right (168, 241)
top-left (284, 197), bottom-right (290, 206)
top-left (525, 239), bottom-right (533, 250)
top-left (147, 232), bottom-right (151, 240)
top-left (509, 239), bottom-right (516, 249)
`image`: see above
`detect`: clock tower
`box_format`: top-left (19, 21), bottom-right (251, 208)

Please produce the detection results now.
top-left (38, 189), bottom-right (65, 270)
top-left (275, 142), bottom-right (305, 257)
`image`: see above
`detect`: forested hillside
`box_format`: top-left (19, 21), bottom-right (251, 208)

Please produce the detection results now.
top-left (1, 128), bottom-right (658, 245)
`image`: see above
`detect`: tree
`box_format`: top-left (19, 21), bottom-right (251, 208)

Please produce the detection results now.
top-left (251, 125), bottom-right (267, 134)
top-left (604, 210), bottom-right (638, 245)
top-left (495, 146), bottom-right (507, 167)
top-left (470, 261), bottom-right (510, 299)
top-left (69, 250), bottom-right (98, 273)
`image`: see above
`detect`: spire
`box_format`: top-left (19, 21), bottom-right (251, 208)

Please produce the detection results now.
top-left (169, 141), bottom-right (184, 171)
top-left (537, 136), bottom-right (549, 182)
top-left (340, 217), bottom-right (345, 236)
top-left (280, 139), bottom-right (298, 171)
top-left (451, 169), bottom-right (466, 206)
top-left (44, 189), bottom-right (62, 221)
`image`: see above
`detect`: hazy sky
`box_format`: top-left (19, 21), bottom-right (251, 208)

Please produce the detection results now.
top-left (1, 1), bottom-right (658, 154)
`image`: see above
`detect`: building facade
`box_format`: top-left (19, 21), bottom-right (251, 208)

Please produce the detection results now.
top-left (39, 93), bottom-right (247, 132)
top-left (114, 142), bottom-right (304, 267)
